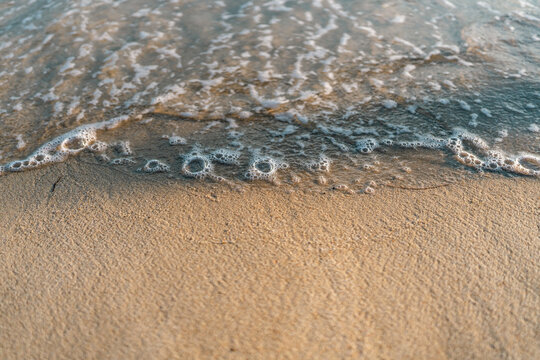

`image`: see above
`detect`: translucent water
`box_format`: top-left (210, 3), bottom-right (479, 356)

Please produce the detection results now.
top-left (0, 0), bottom-right (539, 189)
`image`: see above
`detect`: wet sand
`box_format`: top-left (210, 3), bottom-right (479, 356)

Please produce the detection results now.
top-left (0, 159), bottom-right (538, 359)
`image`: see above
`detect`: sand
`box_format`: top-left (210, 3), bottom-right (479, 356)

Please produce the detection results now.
top-left (0, 159), bottom-right (538, 359)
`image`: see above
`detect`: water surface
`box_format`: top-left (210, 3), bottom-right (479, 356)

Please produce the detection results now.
top-left (0, 0), bottom-right (539, 190)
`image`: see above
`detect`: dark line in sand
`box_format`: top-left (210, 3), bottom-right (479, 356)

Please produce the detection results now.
top-left (50, 176), bottom-right (63, 193)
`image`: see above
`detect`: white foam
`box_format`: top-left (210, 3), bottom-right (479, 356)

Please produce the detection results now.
top-left (390, 15), bottom-right (406, 24)
top-left (162, 135), bottom-right (187, 146)
top-left (15, 135), bottom-right (26, 150)
top-left (113, 141), bottom-right (132, 156)
top-left (139, 159), bottom-right (170, 173)
top-left (88, 141), bottom-right (108, 153)
top-left (356, 138), bottom-right (379, 153)
top-left (458, 100), bottom-right (471, 111)
top-left (480, 108), bottom-right (492, 117)
top-left (181, 151), bottom-right (214, 178)
top-left (2, 115), bottom-right (131, 173)
top-left (382, 100), bottom-right (397, 109)
top-left (249, 85), bottom-right (288, 109)
top-left (110, 157), bottom-right (136, 165)
top-left (210, 148), bottom-right (241, 165)
top-left (245, 155), bottom-right (288, 181)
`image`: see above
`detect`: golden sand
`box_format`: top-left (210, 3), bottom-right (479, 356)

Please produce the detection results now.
top-left (0, 161), bottom-right (538, 359)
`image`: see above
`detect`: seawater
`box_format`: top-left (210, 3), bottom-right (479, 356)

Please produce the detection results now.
top-left (0, 0), bottom-right (539, 191)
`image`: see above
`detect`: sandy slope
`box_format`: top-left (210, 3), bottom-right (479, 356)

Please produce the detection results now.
top-left (0, 160), bottom-right (538, 359)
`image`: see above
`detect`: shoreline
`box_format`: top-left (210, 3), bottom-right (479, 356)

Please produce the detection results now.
top-left (1, 160), bottom-right (538, 359)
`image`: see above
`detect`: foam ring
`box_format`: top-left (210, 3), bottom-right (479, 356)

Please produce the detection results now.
top-left (182, 154), bottom-right (213, 178)
top-left (9, 161), bottom-right (23, 171)
top-left (245, 156), bottom-right (282, 181)
top-left (141, 159), bottom-right (170, 173)
top-left (254, 158), bottom-right (276, 173)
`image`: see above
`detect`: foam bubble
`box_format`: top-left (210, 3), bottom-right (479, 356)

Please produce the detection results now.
top-left (210, 148), bottom-right (241, 165)
top-left (237, 111), bottom-right (252, 119)
top-left (458, 100), bottom-right (471, 111)
top-left (469, 113), bottom-right (479, 127)
top-left (442, 131), bottom-right (540, 176)
top-left (245, 155), bottom-right (288, 181)
top-left (1, 115), bottom-right (132, 174)
top-left (515, 155), bottom-right (540, 176)
top-left (114, 141), bottom-right (132, 156)
top-left (88, 141), bottom-right (108, 153)
top-left (181, 151), bottom-right (213, 178)
top-left (390, 15), bottom-right (406, 24)
top-left (454, 150), bottom-right (484, 169)
top-left (356, 138), bottom-right (379, 153)
top-left (382, 100), bottom-right (397, 109)
top-left (166, 135), bottom-right (187, 146)
top-left (381, 138), bottom-right (394, 146)
top-left (528, 124), bottom-right (540, 133)
top-left (140, 159), bottom-right (170, 173)
top-left (438, 98), bottom-right (450, 105)
top-left (5, 127), bottom-right (97, 172)
top-left (480, 108), bottom-right (492, 117)
top-left (110, 157), bottom-right (136, 165)
top-left (15, 135), bottom-right (26, 150)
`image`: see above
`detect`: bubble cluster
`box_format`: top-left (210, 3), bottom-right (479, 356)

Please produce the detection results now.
top-left (210, 149), bottom-right (241, 165)
top-left (1, 115), bottom-right (134, 174)
top-left (113, 141), bottom-right (133, 156)
top-left (488, 153), bottom-right (540, 176)
top-left (110, 157), bottom-right (136, 166)
top-left (444, 131), bottom-right (540, 176)
top-left (181, 151), bottom-right (213, 178)
top-left (5, 127), bottom-right (97, 172)
top-left (245, 156), bottom-right (288, 181)
top-left (163, 135), bottom-right (187, 146)
top-left (139, 159), bottom-right (170, 173)
top-left (356, 138), bottom-right (379, 154)
top-left (88, 141), bottom-right (108, 153)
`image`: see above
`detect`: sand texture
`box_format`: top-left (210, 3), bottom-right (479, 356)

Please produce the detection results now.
top-left (0, 160), bottom-right (539, 359)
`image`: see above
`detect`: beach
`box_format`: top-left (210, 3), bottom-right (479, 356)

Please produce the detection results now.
top-left (1, 160), bottom-right (538, 359)
top-left (1, 0), bottom-right (540, 358)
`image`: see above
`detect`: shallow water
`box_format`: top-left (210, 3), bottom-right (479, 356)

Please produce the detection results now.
top-left (0, 0), bottom-right (539, 190)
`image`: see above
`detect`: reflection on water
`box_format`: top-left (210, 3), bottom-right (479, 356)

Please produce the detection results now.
top-left (0, 0), bottom-right (538, 188)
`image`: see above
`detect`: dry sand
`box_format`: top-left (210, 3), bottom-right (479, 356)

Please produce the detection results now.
top-left (0, 159), bottom-right (538, 359)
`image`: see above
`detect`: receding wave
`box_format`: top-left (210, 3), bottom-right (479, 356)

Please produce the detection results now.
top-left (0, 0), bottom-right (539, 190)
